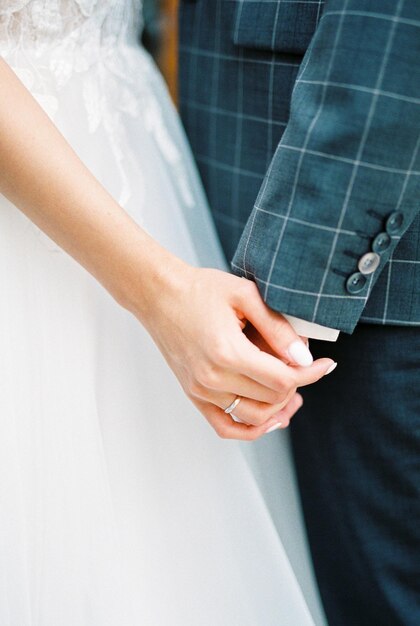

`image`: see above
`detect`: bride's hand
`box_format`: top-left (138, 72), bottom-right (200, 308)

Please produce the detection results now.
top-left (136, 262), bottom-right (335, 441)
top-left (0, 60), bottom-right (334, 442)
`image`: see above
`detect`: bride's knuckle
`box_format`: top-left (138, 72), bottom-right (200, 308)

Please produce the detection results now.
top-left (248, 414), bottom-right (264, 427)
top-left (276, 397), bottom-right (288, 411)
top-left (252, 412), bottom-right (268, 427)
top-left (216, 427), bottom-right (229, 440)
top-left (278, 374), bottom-right (295, 393)
top-left (198, 365), bottom-right (220, 389)
top-left (243, 279), bottom-right (257, 296)
top-left (266, 389), bottom-right (281, 405)
top-left (271, 379), bottom-right (287, 397)
top-left (261, 408), bottom-right (276, 423)
top-left (212, 341), bottom-right (233, 369)
top-left (189, 379), bottom-right (204, 397)
top-left (240, 281), bottom-right (257, 303)
top-left (288, 371), bottom-right (298, 389)
top-left (186, 391), bottom-right (197, 405)
top-left (276, 387), bottom-right (290, 407)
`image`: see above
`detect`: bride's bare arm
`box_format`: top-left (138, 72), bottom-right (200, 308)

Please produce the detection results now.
top-left (0, 58), bottom-right (335, 440)
top-left (0, 57), bottom-right (172, 313)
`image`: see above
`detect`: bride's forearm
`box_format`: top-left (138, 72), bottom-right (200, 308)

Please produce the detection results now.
top-left (0, 60), bottom-right (334, 441)
top-left (0, 58), bottom-right (186, 320)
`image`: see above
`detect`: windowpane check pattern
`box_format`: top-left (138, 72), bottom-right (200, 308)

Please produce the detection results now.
top-left (179, 0), bottom-right (420, 333)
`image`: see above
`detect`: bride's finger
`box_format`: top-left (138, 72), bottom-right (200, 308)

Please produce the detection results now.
top-left (192, 393), bottom-right (304, 441)
top-left (196, 371), bottom-right (288, 406)
top-left (269, 392), bottom-right (304, 430)
top-left (238, 341), bottom-right (334, 397)
top-left (202, 389), bottom-right (296, 427)
top-left (191, 398), bottom-right (284, 442)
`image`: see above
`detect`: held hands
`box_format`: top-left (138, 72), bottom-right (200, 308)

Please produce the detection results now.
top-left (0, 59), bottom-right (333, 441)
top-left (140, 263), bottom-right (336, 441)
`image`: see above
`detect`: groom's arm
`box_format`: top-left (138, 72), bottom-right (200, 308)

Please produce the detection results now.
top-left (232, 0), bottom-right (420, 334)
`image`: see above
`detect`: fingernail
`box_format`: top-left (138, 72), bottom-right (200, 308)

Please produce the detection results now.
top-left (265, 422), bottom-right (283, 434)
top-left (287, 340), bottom-right (314, 367)
top-left (325, 362), bottom-right (338, 376)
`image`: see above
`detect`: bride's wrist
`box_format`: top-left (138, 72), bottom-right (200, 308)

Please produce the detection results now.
top-left (114, 237), bottom-right (194, 328)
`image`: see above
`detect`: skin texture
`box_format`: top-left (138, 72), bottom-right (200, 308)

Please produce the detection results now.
top-left (0, 58), bottom-right (334, 440)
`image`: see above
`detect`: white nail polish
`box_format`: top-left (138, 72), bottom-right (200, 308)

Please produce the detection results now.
top-left (325, 362), bottom-right (338, 375)
top-left (288, 340), bottom-right (314, 367)
top-left (265, 422), bottom-right (283, 434)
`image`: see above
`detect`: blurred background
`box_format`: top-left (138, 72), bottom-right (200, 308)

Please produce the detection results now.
top-left (143, 0), bottom-right (178, 102)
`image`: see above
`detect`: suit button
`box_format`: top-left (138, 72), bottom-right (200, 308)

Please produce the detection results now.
top-left (386, 212), bottom-right (404, 234)
top-left (346, 272), bottom-right (367, 294)
top-left (358, 252), bottom-right (380, 275)
top-left (372, 232), bottom-right (391, 253)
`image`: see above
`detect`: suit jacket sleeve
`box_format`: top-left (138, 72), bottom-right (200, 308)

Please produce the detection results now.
top-left (232, 0), bottom-right (420, 334)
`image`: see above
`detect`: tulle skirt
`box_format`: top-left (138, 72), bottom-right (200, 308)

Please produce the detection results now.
top-left (0, 42), bottom-right (322, 625)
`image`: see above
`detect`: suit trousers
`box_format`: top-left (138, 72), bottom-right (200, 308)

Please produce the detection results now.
top-left (291, 324), bottom-right (420, 626)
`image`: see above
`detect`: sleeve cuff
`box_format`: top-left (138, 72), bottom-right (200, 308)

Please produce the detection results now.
top-left (283, 315), bottom-right (340, 342)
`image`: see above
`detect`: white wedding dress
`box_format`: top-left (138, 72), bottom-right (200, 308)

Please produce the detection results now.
top-left (0, 2), bottom-right (325, 625)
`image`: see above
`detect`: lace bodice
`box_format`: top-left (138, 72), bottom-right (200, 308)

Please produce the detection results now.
top-left (0, 0), bottom-right (148, 129)
top-left (0, 0), bottom-right (194, 242)
top-left (0, 1), bottom-right (142, 53)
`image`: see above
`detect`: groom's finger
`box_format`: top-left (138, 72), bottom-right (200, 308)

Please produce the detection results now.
top-left (236, 281), bottom-right (314, 367)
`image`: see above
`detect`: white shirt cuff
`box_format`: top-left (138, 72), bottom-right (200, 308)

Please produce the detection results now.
top-left (283, 314), bottom-right (340, 342)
